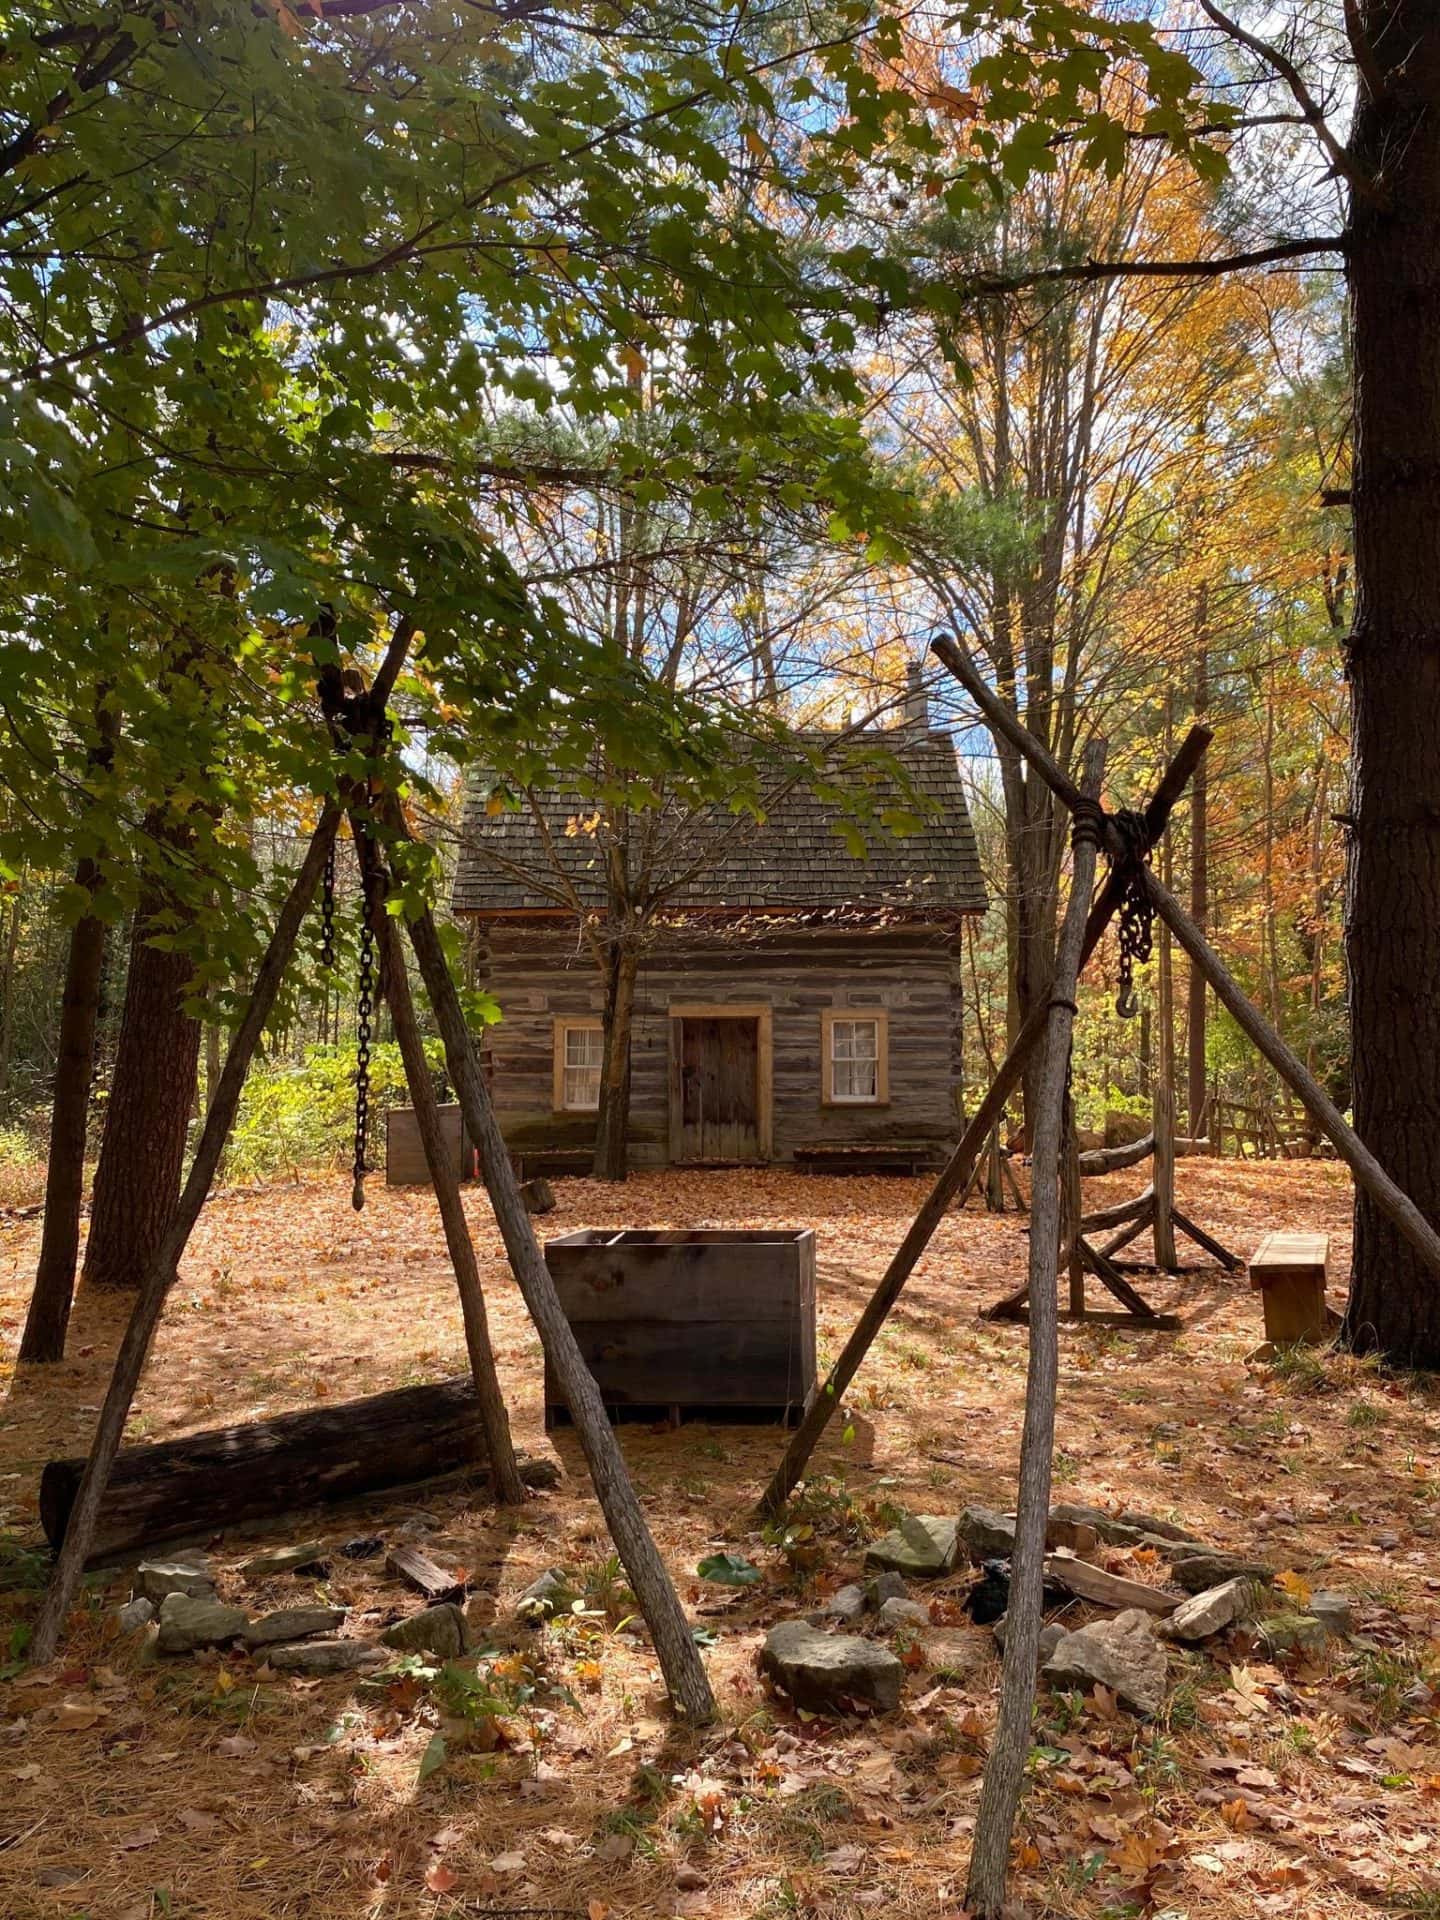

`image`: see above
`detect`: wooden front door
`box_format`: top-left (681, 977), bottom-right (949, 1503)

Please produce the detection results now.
top-left (676, 1017), bottom-right (759, 1163)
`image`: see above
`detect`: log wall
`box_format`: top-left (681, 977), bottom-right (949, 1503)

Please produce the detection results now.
top-left (472, 920), bottom-right (964, 1166)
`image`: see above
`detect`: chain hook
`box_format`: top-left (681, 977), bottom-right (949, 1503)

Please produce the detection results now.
top-left (1109, 808), bottom-right (1155, 1021)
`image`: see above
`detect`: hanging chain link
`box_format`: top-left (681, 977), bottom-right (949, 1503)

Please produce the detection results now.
top-left (319, 839), bottom-right (336, 972)
top-left (351, 862), bottom-right (375, 1212)
top-left (1110, 808), bottom-right (1155, 1020)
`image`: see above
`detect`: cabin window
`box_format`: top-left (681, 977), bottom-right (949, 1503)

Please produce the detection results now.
top-left (822, 1009), bottom-right (889, 1105)
top-left (553, 1020), bottom-right (604, 1111)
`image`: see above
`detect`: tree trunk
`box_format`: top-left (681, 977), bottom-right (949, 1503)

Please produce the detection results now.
top-left (1187, 626), bottom-right (1208, 1137)
top-left (19, 872), bottom-right (108, 1362)
top-left (1344, 13), bottom-right (1440, 1364)
top-left (29, 808), bottom-right (342, 1663)
top-left (592, 933), bottom-right (638, 1181)
top-left (0, 882), bottom-right (23, 1101)
top-left (21, 697), bottom-right (120, 1363)
top-left (81, 890), bottom-right (201, 1290)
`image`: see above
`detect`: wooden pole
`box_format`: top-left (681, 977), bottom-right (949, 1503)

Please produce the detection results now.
top-left (1145, 868), bottom-right (1440, 1282)
top-left (391, 847), bottom-right (716, 1722)
top-left (965, 743), bottom-right (1106, 1920)
top-left (754, 725), bottom-right (1210, 1522)
top-left (933, 630), bottom-right (1440, 1288)
top-left (353, 824), bottom-right (527, 1505)
top-left (30, 806), bottom-right (343, 1662)
top-left (1062, 1097), bottom-right (1085, 1314)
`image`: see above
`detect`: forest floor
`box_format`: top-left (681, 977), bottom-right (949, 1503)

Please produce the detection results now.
top-left (0, 1158), bottom-right (1437, 1920)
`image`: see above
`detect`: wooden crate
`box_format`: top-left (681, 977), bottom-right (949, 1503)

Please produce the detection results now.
top-left (385, 1104), bottom-right (475, 1186)
top-left (1248, 1230), bottom-right (1331, 1344)
top-left (543, 1227), bottom-right (816, 1425)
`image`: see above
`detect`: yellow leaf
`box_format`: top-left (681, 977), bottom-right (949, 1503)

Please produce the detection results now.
top-left (743, 127), bottom-right (770, 161)
top-left (1275, 1569), bottom-right (1312, 1607)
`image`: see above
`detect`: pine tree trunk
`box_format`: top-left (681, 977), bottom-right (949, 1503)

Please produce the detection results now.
top-left (81, 896), bottom-right (200, 1291)
top-left (592, 934), bottom-right (638, 1181)
top-left (19, 874), bottom-right (107, 1362)
top-left (1344, 13), bottom-right (1440, 1365)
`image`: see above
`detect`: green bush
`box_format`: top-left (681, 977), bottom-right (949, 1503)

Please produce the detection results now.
top-left (222, 1040), bottom-right (443, 1182)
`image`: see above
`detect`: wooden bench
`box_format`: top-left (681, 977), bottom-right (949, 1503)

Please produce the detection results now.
top-left (1247, 1230), bottom-right (1333, 1344)
top-left (792, 1142), bottom-right (945, 1176)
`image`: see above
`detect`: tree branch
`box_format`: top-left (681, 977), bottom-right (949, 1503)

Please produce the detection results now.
top-left (950, 234), bottom-right (1343, 302)
top-left (1198, 0), bottom-right (1377, 199)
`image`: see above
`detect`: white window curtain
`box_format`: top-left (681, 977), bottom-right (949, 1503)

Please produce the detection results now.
top-left (563, 1026), bottom-right (604, 1110)
top-left (830, 1017), bottom-right (879, 1101)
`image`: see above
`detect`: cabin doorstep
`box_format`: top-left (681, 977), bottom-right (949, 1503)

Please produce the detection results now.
top-left (449, 687), bottom-right (987, 1173)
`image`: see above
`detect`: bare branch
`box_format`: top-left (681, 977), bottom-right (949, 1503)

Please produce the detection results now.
top-left (1198, 0), bottom-right (1377, 199)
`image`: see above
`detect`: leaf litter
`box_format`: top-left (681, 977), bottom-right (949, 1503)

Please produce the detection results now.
top-left (0, 1160), bottom-right (1433, 1916)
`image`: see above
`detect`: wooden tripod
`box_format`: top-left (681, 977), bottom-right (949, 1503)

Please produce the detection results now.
top-left (29, 633), bottom-right (717, 1724)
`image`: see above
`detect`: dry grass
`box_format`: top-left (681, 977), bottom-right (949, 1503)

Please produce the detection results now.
top-left (0, 1159), bottom-right (1437, 1919)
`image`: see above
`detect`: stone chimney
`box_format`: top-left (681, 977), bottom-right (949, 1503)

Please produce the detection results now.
top-left (903, 659), bottom-right (929, 730)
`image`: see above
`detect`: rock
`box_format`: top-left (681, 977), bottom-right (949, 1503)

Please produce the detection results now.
top-left (864, 1571), bottom-right (908, 1610)
top-left (760, 1621), bottom-right (903, 1714)
top-left (813, 1583), bottom-right (867, 1626)
top-left (136, 1558), bottom-right (216, 1604)
top-left (877, 1596), bottom-right (930, 1632)
top-left (1257, 1612), bottom-right (1327, 1658)
top-left (340, 1535), bottom-right (384, 1560)
top-left (864, 1514), bottom-right (959, 1578)
top-left (242, 1540), bottom-right (327, 1578)
top-left (1043, 1608), bottom-right (1167, 1718)
top-left (519, 1175), bottom-right (555, 1214)
top-left (1115, 1509), bottom-right (1200, 1544)
top-left (517, 1567), bottom-right (576, 1621)
top-left (243, 1606), bottom-right (347, 1648)
top-left (919, 1627), bottom-right (988, 1678)
top-left (1309, 1590), bottom-right (1354, 1637)
top-left (1047, 1518), bottom-right (1100, 1555)
top-left (992, 1616), bottom-right (1067, 1664)
top-left (156, 1592), bottom-right (249, 1654)
top-left (1160, 1577), bottom-right (1256, 1643)
top-left (116, 1595), bottom-right (155, 1634)
top-left (519, 1457), bottom-right (563, 1491)
top-left (381, 1603), bottom-right (469, 1659)
top-left (266, 1639), bottom-right (387, 1674)
top-left (1166, 1549), bottom-right (1273, 1593)
top-left (957, 1506), bottom-right (1016, 1558)
top-left (1105, 1109), bottom-right (1149, 1148)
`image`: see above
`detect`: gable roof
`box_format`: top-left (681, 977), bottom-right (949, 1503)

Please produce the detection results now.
top-left (450, 724), bottom-right (988, 919)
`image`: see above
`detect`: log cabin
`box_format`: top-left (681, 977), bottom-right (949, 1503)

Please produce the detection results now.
top-left (449, 678), bottom-right (988, 1174)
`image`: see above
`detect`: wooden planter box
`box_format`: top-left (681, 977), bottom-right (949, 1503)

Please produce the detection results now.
top-left (385, 1104), bottom-right (475, 1186)
top-left (543, 1228), bottom-right (816, 1425)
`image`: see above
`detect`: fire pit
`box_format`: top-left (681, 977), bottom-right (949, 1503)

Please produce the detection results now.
top-left (543, 1228), bottom-right (816, 1426)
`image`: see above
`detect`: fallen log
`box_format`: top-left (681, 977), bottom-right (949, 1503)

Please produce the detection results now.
top-left (41, 1377), bottom-right (500, 1566)
top-left (1076, 1134), bottom-right (1209, 1177)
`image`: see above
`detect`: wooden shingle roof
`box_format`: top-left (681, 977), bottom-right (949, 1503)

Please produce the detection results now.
top-left (450, 725), bottom-right (988, 918)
